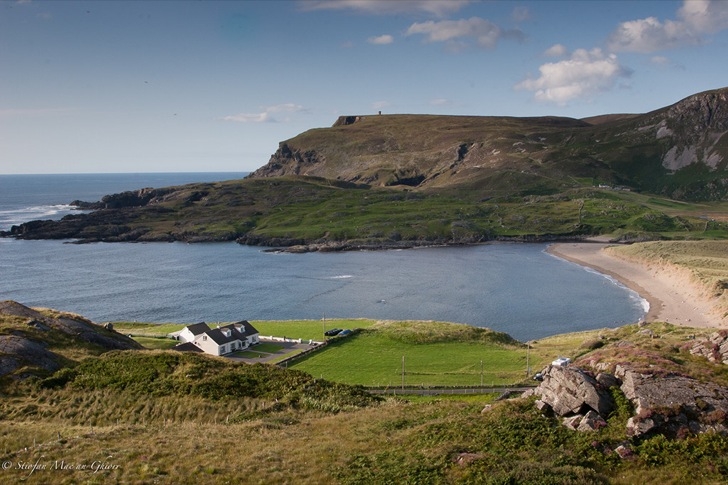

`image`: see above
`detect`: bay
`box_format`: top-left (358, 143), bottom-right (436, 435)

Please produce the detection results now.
top-left (0, 173), bottom-right (647, 341)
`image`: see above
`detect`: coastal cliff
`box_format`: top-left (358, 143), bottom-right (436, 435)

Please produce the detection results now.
top-left (251, 87), bottom-right (728, 201)
top-left (2, 88), bottom-right (728, 247)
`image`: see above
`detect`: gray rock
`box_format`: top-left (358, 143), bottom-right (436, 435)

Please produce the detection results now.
top-left (578, 410), bottom-right (608, 432)
top-left (531, 365), bottom-right (615, 417)
top-left (0, 335), bottom-right (60, 375)
top-left (621, 369), bottom-right (728, 438)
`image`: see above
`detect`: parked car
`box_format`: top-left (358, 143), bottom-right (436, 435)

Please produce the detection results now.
top-left (324, 328), bottom-right (342, 336)
top-left (338, 329), bottom-right (352, 337)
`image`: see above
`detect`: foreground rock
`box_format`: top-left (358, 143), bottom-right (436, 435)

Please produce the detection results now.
top-left (524, 365), bottom-right (615, 431)
top-left (0, 300), bottom-right (142, 380)
top-left (526, 362), bottom-right (728, 439)
top-left (619, 367), bottom-right (728, 438)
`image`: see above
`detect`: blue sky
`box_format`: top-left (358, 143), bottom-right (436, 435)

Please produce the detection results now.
top-left (2, 0), bottom-right (727, 174)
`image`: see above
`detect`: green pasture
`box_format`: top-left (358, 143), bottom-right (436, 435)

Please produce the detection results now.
top-left (110, 319), bottom-right (615, 387)
top-left (252, 319), bottom-right (376, 340)
top-left (289, 329), bottom-right (541, 387)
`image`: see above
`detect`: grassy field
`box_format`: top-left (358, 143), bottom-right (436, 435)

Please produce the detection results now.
top-left (289, 322), bottom-right (530, 387)
top-left (114, 319), bottom-right (595, 387)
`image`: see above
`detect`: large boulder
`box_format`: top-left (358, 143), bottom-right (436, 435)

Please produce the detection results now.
top-left (531, 365), bottom-right (616, 418)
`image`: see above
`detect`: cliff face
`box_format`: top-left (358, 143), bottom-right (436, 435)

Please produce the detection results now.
top-left (642, 89), bottom-right (728, 171)
top-left (249, 88), bottom-right (728, 201)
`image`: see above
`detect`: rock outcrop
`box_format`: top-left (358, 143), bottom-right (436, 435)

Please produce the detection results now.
top-left (689, 330), bottom-right (728, 364)
top-left (619, 368), bottom-right (728, 438)
top-left (0, 300), bottom-right (142, 380)
top-left (531, 365), bottom-right (614, 416)
top-left (527, 361), bottom-right (728, 439)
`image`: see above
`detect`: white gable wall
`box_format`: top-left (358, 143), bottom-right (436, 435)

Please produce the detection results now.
top-left (179, 327), bottom-right (197, 343)
top-left (193, 334), bottom-right (222, 356)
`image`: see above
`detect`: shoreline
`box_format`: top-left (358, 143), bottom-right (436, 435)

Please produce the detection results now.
top-left (547, 242), bottom-right (720, 328)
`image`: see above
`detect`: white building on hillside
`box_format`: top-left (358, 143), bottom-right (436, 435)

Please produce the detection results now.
top-left (176, 321), bottom-right (260, 356)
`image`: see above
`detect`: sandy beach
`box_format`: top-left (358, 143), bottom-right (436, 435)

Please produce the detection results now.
top-left (547, 242), bottom-right (724, 329)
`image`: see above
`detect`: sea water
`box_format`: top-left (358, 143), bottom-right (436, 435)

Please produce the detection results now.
top-left (0, 173), bottom-right (646, 341)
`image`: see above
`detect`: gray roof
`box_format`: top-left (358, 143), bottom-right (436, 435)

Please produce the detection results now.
top-left (173, 342), bottom-right (203, 353)
top-left (231, 320), bottom-right (259, 337)
top-left (205, 327), bottom-right (241, 346)
top-left (185, 322), bottom-right (211, 336)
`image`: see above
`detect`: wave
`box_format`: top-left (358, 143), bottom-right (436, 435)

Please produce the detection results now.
top-left (327, 274), bottom-right (353, 279)
top-left (582, 266), bottom-right (650, 316)
top-left (0, 204), bottom-right (81, 231)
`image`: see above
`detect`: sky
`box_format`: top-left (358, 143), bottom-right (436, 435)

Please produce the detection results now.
top-left (2, 0), bottom-right (728, 174)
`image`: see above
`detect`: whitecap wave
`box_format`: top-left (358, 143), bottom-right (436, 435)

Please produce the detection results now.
top-left (583, 267), bottom-right (650, 317)
top-left (328, 274), bottom-right (353, 279)
top-left (0, 204), bottom-right (79, 231)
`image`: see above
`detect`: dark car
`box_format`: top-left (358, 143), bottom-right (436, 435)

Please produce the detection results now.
top-left (324, 328), bottom-right (342, 336)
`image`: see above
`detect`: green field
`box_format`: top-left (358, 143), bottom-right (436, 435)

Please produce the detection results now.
top-left (253, 318), bottom-right (376, 340)
top-left (114, 319), bottom-right (559, 386)
top-left (291, 331), bottom-right (528, 387)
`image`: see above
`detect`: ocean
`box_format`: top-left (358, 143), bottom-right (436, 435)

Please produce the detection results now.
top-left (0, 173), bottom-right (647, 341)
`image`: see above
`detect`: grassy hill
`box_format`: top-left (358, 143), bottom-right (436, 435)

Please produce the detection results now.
top-left (3, 312), bottom-right (728, 483)
top-left (3, 175), bottom-right (727, 247)
top-left (253, 88), bottom-right (728, 201)
top-left (2, 87), bottom-right (727, 247)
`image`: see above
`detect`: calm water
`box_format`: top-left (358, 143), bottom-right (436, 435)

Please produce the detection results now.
top-left (0, 173), bottom-right (647, 341)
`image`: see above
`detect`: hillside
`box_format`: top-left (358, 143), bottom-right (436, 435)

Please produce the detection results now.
top-left (252, 87), bottom-right (728, 201)
top-left (3, 305), bottom-right (728, 483)
top-left (1, 88), bottom-right (728, 248)
top-left (0, 300), bottom-right (141, 383)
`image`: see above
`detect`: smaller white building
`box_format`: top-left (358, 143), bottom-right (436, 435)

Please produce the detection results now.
top-left (176, 321), bottom-right (260, 356)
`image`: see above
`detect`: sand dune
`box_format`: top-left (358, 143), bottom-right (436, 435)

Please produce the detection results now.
top-left (547, 242), bottom-right (725, 329)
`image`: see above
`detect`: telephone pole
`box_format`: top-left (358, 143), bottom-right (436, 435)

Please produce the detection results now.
top-left (401, 355), bottom-right (405, 389)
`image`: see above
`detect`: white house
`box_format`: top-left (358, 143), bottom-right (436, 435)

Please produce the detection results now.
top-left (176, 321), bottom-right (260, 356)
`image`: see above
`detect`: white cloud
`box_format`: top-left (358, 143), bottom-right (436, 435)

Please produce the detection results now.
top-left (368, 34), bottom-right (393, 45)
top-left (406, 17), bottom-right (523, 49)
top-left (222, 104), bottom-right (305, 123)
top-left (650, 55), bottom-right (670, 66)
top-left (515, 48), bottom-right (632, 105)
top-left (544, 44), bottom-right (567, 58)
top-left (678, 0), bottom-right (728, 34)
top-left (607, 16), bottom-right (694, 53)
top-left (608, 0), bottom-right (728, 53)
top-left (299, 0), bottom-right (471, 17)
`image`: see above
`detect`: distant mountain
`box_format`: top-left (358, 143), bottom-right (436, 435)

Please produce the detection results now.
top-left (251, 88), bottom-right (728, 201)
